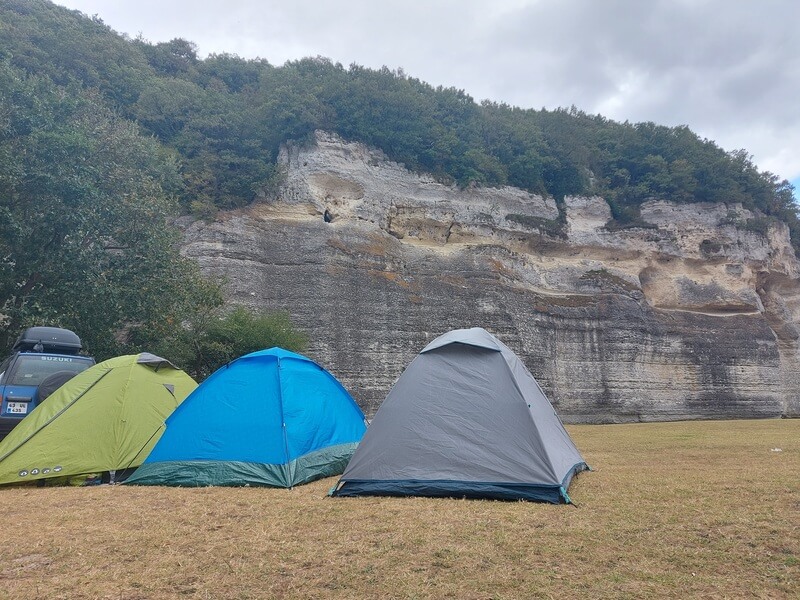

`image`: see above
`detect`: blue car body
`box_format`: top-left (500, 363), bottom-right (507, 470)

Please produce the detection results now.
top-left (0, 328), bottom-right (95, 441)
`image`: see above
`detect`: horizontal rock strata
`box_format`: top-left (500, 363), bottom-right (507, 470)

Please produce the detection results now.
top-left (181, 131), bottom-right (800, 422)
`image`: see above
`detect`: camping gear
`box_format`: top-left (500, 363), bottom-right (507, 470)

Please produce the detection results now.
top-left (12, 326), bottom-right (83, 355)
top-left (126, 347), bottom-right (367, 488)
top-left (331, 327), bottom-right (588, 503)
top-left (0, 353), bottom-right (196, 485)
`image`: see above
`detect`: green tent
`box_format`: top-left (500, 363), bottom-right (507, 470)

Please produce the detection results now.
top-left (0, 353), bottom-right (196, 485)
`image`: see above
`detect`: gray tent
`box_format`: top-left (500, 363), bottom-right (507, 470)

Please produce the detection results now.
top-left (331, 327), bottom-right (588, 503)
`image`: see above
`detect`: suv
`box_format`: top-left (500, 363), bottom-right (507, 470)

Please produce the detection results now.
top-left (0, 327), bottom-right (95, 441)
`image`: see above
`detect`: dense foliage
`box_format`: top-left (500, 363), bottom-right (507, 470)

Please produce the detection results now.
top-left (2, 1), bottom-right (795, 232)
top-left (0, 1), bottom-right (307, 375)
top-left (139, 306), bottom-right (309, 382)
top-left (0, 61), bottom-right (203, 353)
top-left (0, 0), bottom-right (798, 366)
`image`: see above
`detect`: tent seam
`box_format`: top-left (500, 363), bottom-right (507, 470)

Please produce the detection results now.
top-left (0, 368), bottom-right (113, 463)
top-left (496, 353), bottom-right (560, 483)
top-left (275, 355), bottom-right (292, 487)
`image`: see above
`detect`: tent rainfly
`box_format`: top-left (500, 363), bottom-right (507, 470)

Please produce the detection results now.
top-left (331, 327), bottom-right (589, 503)
top-left (0, 353), bottom-right (197, 485)
top-left (126, 347), bottom-right (367, 488)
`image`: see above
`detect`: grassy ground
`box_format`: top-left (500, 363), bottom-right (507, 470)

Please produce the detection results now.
top-left (0, 419), bottom-right (797, 599)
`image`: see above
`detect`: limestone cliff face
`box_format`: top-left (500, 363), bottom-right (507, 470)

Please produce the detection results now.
top-left (181, 131), bottom-right (800, 422)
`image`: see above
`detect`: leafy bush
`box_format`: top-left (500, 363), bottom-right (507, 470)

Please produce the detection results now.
top-left (150, 306), bottom-right (309, 381)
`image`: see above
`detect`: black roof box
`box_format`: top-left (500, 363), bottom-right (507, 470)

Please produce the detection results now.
top-left (12, 327), bottom-right (83, 355)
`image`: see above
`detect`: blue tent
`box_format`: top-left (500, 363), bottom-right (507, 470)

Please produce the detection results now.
top-left (126, 348), bottom-right (367, 487)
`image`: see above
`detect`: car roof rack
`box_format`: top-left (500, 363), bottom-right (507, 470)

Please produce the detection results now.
top-left (12, 327), bottom-right (83, 355)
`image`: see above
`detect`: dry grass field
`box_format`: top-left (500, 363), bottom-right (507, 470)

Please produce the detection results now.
top-left (0, 418), bottom-right (797, 599)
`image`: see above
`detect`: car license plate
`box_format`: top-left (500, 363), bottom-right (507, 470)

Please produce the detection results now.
top-left (7, 402), bottom-right (28, 414)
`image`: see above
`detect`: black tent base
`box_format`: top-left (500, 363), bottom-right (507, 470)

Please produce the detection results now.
top-left (332, 475), bottom-right (584, 504)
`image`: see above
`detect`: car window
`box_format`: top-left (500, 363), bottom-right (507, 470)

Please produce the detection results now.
top-left (7, 355), bottom-right (92, 386)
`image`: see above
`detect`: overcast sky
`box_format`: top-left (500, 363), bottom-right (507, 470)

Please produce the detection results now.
top-left (53, 0), bottom-right (800, 198)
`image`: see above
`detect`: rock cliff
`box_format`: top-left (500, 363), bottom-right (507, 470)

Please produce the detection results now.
top-left (181, 131), bottom-right (800, 422)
